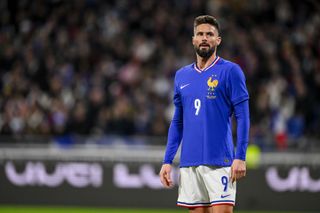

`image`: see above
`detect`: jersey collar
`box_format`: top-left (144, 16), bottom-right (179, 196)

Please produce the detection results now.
top-left (193, 56), bottom-right (220, 73)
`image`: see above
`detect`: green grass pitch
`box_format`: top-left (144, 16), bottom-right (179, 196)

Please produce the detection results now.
top-left (0, 206), bottom-right (308, 213)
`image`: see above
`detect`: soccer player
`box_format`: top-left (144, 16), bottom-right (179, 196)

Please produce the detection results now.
top-left (159, 15), bottom-right (250, 213)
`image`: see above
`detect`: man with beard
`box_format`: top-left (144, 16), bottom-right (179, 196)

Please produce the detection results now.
top-left (159, 15), bottom-right (250, 213)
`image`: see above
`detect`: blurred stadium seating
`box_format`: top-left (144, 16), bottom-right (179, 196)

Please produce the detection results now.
top-left (0, 0), bottom-right (319, 150)
top-left (0, 1), bottom-right (320, 211)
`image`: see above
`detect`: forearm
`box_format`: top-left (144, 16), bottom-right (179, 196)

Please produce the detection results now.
top-left (163, 107), bottom-right (183, 164)
top-left (234, 99), bottom-right (250, 160)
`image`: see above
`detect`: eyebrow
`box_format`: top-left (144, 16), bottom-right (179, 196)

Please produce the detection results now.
top-left (196, 31), bottom-right (216, 35)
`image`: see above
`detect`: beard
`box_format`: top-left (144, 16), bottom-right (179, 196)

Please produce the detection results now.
top-left (194, 45), bottom-right (215, 59)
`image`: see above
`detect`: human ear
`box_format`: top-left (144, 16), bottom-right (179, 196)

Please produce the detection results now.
top-left (216, 36), bottom-right (222, 46)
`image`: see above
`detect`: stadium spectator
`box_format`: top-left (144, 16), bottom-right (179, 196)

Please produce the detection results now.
top-left (0, 0), bottom-right (319, 150)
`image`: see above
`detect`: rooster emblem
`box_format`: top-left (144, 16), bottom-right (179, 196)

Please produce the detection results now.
top-left (207, 77), bottom-right (218, 91)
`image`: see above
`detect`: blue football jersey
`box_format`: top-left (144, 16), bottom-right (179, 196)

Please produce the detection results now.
top-left (163, 56), bottom-right (249, 167)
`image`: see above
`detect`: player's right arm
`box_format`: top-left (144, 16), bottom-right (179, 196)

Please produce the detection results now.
top-left (160, 73), bottom-right (183, 188)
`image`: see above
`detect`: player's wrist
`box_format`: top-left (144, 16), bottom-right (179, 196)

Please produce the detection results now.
top-left (162, 160), bottom-right (173, 165)
top-left (234, 157), bottom-right (246, 162)
top-left (235, 153), bottom-right (246, 161)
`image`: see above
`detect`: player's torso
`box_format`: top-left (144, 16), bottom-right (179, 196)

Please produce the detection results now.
top-left (176, 59), bottom-right (235, 166)
top-left (177, 61), bottom-right (231, 121)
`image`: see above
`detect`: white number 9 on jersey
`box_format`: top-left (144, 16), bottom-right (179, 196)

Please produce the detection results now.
top-left (194, 99), bottom-right (201, 115)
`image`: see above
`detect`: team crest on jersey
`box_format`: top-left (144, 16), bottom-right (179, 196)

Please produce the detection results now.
top-left (207, 75), bottom-right (218, 99)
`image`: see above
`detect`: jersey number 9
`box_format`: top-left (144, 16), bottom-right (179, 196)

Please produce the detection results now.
top-left (194, 99), bottom-right (201, 115)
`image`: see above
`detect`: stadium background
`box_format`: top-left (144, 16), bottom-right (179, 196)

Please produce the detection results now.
top-left (0, 0), bottom-right (319, 212)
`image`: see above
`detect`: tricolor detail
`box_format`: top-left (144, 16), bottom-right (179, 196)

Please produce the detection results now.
top-left (177, 200), bottom-right (235, 208)
top-left (194, 56), bottom-right (220, 73)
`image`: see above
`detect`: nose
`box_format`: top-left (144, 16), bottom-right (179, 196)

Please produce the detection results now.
top-left (201, 34), bottom-right (208, 41)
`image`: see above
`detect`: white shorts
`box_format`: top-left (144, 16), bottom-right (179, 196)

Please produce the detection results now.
top-left (177, 166), bottom-right (236, 208)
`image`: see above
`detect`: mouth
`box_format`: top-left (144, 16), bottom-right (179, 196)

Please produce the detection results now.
top-left (199, 43), bottom-right (210, 48)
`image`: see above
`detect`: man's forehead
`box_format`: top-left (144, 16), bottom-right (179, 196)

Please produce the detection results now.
top-left (194, 24), bottom-right (217, 32)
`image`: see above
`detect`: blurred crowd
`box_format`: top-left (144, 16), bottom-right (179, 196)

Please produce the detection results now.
top-left (0, 0), bottom-right (319, 150)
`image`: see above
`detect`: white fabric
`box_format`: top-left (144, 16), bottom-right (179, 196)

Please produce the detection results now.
top-left (177, 166), bottom-right (236, 207)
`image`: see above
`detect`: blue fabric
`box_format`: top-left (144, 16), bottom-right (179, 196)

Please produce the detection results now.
top-left (234, 99), bottom-right (250, 160)
top-left (163, 57), bottom-right (250, 167)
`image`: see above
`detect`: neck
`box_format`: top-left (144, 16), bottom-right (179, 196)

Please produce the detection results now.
top-left (196, 52), bottom-right (217, 70)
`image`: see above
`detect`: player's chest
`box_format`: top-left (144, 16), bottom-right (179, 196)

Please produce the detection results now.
top-left (178, 71), bottom-right (226, 100)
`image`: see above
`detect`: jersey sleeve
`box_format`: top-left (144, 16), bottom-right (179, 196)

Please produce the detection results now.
top-left (228, 64), bottom-right (250, 160)
top-left (163, 74), bottom-right (183, 164)
top-left (234, 99), bottom-right (250, 160)
top-left (228, 64), bottom-right (249, 105)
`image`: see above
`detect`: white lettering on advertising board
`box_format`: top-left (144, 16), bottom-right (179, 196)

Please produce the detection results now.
top-left (266, 166), bottom-right (320, 192)
top-left (113, 163), bottom-right (179, 189)
top-left (5, 161), bottom-right (103, 188)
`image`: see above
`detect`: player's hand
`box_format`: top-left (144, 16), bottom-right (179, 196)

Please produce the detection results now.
top-left (230, 159), bottom-right (246, 183)
top-left (159, 164), bottom-right (173, 188)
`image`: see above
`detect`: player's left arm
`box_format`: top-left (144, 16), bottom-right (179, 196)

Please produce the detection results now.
top-left (228, 64), bottom-right (250, 183)
top-left (231, 99), bottom-right (249, 183)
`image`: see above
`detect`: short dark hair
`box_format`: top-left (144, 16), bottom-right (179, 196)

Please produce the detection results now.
top-left (194, 15), bottom-right (220, 35)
